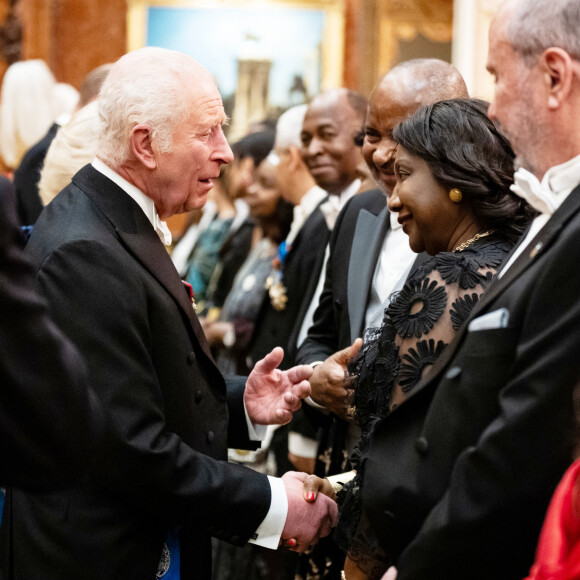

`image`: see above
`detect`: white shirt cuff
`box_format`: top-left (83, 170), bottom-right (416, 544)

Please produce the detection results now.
top-left (305, 361), bottom-right (328, 410)
top-left (244, 402), bottom-right (267, 441)
top-left (288, 432), bottom-right (318, 458)
top-left (248, 475), bottom-right (287, 549)
top-left (305, 396), bottom-right (326, 410)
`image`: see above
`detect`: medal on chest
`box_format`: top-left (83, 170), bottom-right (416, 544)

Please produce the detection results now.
top-left (266, 241), bottom-right (289, 311)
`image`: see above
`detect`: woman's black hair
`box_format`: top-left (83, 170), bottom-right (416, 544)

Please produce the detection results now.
top-left (392, 98), bottom-right (535, 241)
top-left (231, 130), bottom-right (276, 167)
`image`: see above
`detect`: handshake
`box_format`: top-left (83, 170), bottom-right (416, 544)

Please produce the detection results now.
top-left (280, 471), bottom-right (340, 553)
top-left (281, 472), bottom-right (398, 580)
top-left (242, 348), bottom-right (342, 553)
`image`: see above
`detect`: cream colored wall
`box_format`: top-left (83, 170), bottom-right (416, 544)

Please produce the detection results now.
top-left (452, 0), bottom-right (502, 100)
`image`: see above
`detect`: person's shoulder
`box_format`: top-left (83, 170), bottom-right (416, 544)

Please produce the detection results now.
top-left (0, 177), bottom-right (19, 239)
top-left (0, 174), bottom-right (14, 199)
top-left (344, 188), bottom-right (386, 215)
top-left (29, 181), bottom-right (107, 247)
top-left (350, 189), bottom-right (387, 208)
top-left (332, 188), bottom-right (386, 235)
top-left (15, 124), bottom-right (59, 170)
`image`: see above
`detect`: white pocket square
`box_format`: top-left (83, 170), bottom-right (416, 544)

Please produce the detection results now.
top-left (468, 308), bottom-right (510, 332)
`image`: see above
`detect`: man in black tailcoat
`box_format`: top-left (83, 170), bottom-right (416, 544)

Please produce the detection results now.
top-left (0, 47), bottom-right (337, 580)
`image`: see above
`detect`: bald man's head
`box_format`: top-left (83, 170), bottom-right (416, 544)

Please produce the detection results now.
top-left (383, 59), bottom-right (468, 105)
top-left (363, 59), bottom-right (468, 194)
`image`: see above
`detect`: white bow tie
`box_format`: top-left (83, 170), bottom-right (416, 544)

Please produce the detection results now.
top-left (510, 168), bottom-right (559, 215)
top-left (285, 205), bottom-right (307, 247)
top-left (154, 215), bottom-right (172, 246)
top-left (319, 197), bottom-right (341, 230)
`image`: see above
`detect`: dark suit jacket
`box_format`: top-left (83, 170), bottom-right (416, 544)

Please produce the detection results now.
top-left (295, 189), bottom-right (390, 476)
top-left (249, 201), bottom-right (330, 370)
top-left (0, 175), bottom-right (96, 490)
top-left (13, 123), bottom-right (59, 226)
top-left (1, 165), bottom-right (271, 580)
top-left (362, 184), bottom-right (580, 580)
top-left (297, 188), bottom-right (387, 361)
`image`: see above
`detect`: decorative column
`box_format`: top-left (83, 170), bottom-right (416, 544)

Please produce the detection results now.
top-left (230, 34), bottom-right (272, 141)
top-left (452, 0), bottom-right (503, 99)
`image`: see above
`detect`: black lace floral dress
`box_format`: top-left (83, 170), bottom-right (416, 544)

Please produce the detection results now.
top-left (333, 235), bottom-right (514, 579)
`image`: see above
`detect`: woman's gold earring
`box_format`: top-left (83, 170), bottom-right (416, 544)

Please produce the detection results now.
top-left (449, 188), bottom-right (463, 203)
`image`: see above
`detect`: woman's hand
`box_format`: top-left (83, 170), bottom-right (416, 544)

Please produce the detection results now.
top-left (302, 474), bottom-right (337, 502)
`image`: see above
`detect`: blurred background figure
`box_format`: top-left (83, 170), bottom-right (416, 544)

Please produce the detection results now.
top-left (0, 59), bottom-right (77, 173)
top-left (175, 129), bottom-right (275, 317)
top-left (207, 154), bottom-right (293, 376)
top-left (38, 100), bottom-right (100, 207)
top-left (248, 88), bottom-right (368, 372)
top-left (182, 172), bottom-right (239, 309)
top-left (11, 62), bottom-right (111, 227)
top-left (203, 130), bottom-right (276, 316)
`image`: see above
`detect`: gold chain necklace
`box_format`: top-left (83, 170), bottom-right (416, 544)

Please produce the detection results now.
top-left (454, 229), bottom-right (495, 252)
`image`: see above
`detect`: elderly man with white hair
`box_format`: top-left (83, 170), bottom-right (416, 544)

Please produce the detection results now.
top-left (0, 47), bottom-right (337, 580)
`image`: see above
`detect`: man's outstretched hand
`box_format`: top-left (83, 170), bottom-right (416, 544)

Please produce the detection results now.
top-left (245, 347), bottom-right (312, 425)
top-left (309, 338), bottom-right (362, 420)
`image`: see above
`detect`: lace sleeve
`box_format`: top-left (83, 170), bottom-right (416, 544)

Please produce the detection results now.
top-left (350, 236), bottom-right (512, 430)
top-left (389, 257), bottom-right (494, 407)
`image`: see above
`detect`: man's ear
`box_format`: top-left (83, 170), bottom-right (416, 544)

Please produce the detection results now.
top-left (542, 47), bottom-right (574, 110)
top-left (288, 146), bottom-right (302, 169)
top-left (130, 124), bottom-right (157, 169)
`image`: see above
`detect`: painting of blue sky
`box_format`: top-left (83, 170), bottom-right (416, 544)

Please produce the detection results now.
top-left (147, 6), bottom-right (324, 107)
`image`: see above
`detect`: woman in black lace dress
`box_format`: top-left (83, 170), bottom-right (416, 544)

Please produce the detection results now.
top-left (300, 99), bottom-right (534, 580)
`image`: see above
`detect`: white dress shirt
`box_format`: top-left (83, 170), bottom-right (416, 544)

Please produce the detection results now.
top-left (365, 211), bottom-right (416, 329)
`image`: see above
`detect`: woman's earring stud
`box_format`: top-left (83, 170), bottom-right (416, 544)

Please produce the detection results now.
top-left (449, 188), bottom-right (463, 203)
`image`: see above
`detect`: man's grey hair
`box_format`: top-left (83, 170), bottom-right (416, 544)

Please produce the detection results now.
top-left (97, 47), bottom-right (200, 168)
top-left (274, 104), bottom-right (308, 151)
top-left (505, 0), bottom-right (580, 64)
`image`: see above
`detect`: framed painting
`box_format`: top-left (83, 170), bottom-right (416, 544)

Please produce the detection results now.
top-left (127, 0), bottom-right (344, 138)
